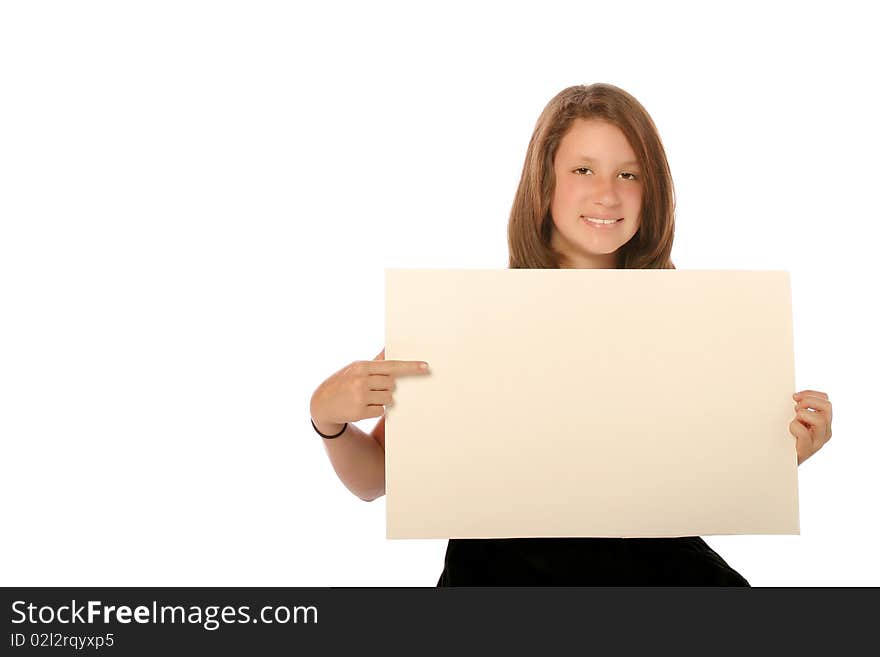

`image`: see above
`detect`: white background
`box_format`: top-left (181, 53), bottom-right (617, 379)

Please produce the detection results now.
top-left (1, 0), bottom-right (877, 586)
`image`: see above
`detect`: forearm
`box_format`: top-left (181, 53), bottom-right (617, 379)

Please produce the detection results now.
top-left (314, 419), bottom-right (386, 501)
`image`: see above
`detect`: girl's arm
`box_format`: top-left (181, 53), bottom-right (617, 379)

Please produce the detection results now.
top-left (315, 416), bottom-right (386, 502)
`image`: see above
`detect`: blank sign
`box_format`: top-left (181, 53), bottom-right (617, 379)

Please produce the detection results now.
top-left (385, 269), bottom-right (799, 539)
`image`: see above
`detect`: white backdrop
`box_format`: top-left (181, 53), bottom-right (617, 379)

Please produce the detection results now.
top-left (1, 0), bottom-right (877, 586)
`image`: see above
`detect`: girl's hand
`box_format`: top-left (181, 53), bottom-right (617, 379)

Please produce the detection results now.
top-left (310, 348), bottom-right (430, 427)
top-left (789, 389), bottom-right (833, 466)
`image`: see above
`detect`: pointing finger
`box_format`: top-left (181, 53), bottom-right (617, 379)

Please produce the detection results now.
top-left (370, 359), bottom-right (430, 376)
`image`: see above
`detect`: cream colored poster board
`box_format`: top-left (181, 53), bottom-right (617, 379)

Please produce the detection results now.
top-left (384, 269), bottom-right (799, 539)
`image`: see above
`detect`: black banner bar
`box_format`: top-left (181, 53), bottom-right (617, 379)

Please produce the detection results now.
top-left (2, 587), bottom-right (876, 654)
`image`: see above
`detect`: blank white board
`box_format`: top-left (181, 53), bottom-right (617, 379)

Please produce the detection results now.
top-left (385, 269), bottom-right (799, 539)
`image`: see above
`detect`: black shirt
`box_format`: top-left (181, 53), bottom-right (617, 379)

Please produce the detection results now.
top-left (437, 536), bottom-right (750, 586)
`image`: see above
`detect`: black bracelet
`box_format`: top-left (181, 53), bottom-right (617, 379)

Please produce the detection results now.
top-left (311, 418), bottom-right (348, 439)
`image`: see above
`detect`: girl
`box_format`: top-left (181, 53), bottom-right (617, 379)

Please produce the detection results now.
top-left (309, 83), bottom-right (834, 586)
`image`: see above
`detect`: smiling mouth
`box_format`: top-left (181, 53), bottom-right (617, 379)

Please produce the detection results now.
top-left (582, 216), bottom-right (623, 225)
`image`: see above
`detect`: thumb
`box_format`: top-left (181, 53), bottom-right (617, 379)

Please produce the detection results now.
top-left (374, 347), bottom-right (385, 361)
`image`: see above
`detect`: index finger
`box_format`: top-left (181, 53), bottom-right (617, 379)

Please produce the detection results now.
top-left (794, 390), bottom-right (829, 400)
top-left (370, 359), bottom-right (430, 376)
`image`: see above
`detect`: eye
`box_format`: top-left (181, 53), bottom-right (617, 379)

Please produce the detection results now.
top-left (574, 167), bottom-right (639, 181)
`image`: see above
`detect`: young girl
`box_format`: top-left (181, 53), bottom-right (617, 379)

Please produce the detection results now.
top-left (309, 83), bottom-right (834, 586)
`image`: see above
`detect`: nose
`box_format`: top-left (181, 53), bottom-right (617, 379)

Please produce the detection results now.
top-left (593, 175), bottom-right (620, 207)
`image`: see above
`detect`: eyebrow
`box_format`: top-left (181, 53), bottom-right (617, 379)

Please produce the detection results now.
top-left (576, 155), bottom-right (640, 168)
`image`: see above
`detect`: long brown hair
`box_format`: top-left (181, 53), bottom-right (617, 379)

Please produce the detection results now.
top-left (507, 83), bottom-right (676, 270)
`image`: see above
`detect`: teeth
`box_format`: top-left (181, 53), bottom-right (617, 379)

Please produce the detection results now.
top-left (584, 217), bottom-right (621, 225)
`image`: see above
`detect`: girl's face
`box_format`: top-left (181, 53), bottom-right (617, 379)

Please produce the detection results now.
top-left (549, 119), bottom-right (643, 269)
